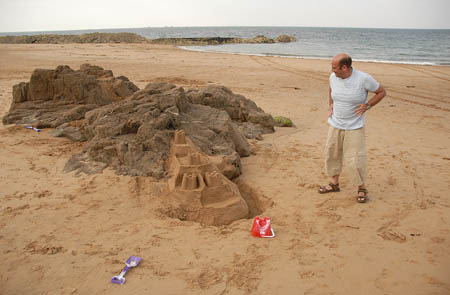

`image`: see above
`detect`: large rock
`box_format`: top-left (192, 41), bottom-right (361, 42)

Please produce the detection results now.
top-left (275, 34), bottom-right (297, 43)
top-left (186, 85), bottom-right (275, 138)
top-left (65, 83), bottom-right (257, 177)
top-left (0, 33), bottom-right (148, 44)
top-left (1, 33), bottom-right (293, 45)
top-left (2, 64), bottom-right (138, 128)
top-left (3, 65), bottom-right (275, 178)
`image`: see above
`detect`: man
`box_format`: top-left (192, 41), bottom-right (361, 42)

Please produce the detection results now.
top-left (318, 53), bottom-right (386, 203)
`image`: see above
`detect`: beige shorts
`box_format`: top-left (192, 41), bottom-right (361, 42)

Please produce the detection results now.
top-left (324, 125), bottom-right (367, 186)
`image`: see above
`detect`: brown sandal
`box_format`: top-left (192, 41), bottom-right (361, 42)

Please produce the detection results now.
top-left (318, 183), bottom-right (340, 194)
top-left (357, 188), bottom-right (368, 203)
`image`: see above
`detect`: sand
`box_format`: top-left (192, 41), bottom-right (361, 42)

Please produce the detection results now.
top-left (0, 43), bottom-right (449, 295)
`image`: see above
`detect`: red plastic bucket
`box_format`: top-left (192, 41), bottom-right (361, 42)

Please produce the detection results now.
top-left (251, 216), bottom-right (275, 238)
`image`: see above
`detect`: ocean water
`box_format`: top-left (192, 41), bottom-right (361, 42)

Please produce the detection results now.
top-left (1, 26), bottom-right (449, 65)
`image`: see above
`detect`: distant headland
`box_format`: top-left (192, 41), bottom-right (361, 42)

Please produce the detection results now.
top-left (0, 32), bottom-right (296, 45)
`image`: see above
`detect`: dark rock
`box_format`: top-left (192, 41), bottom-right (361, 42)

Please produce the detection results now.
top-left (149, 37), bottom-right (236, 45)
top-left (3, 65), bottom-right (274, 178)
top-left (2, 64), bottom-right (139, 128)
top-left (149, 35), bottom-right (276, 45)
top-left (51, 123), bottom-right (86, 142)
top-left (70, 84), bottom-right (257, 177)
top-left (187, 85), bottom-right (275, 137)
top-left (0, 33), bottom-right (296, 45)
top-left (275, 34), bottom-right (297, 43)
top-left (0, 33), bottom-right (148, 44)
top-left (246, 35), bottom-right (275, 44)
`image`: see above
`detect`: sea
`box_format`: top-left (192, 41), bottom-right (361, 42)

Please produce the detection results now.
top-left (1, 26), bottom-right (449, 65)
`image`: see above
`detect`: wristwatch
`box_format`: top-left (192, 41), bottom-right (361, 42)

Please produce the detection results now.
top-left (365, 103), bottom-right (371, 110)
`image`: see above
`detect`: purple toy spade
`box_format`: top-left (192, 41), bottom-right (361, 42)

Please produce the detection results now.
top-left (111, 256), bottom-right (142, 285)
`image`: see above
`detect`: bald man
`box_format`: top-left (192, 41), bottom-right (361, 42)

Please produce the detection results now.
top-left (318, 53), bottom-right (386, 203)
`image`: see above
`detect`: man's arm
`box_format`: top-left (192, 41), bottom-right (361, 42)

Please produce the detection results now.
top-left (328, 87), bottom-right (333, 118)
top-left (355, 86), bottom-right (387, 116)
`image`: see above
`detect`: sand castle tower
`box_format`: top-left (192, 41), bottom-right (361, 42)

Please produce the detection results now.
top-left (164, 130), bottom-right (249, 225)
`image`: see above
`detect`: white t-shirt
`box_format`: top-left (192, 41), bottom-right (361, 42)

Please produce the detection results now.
top-left (328, 69), bottom-right (380, 130)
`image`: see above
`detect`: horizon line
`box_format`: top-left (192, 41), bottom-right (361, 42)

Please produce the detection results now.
top-left (1, 25), bottom-right (450, 35)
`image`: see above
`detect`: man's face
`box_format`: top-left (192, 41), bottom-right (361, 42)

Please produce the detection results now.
top-left (331, 60), bottom-right (346, 78)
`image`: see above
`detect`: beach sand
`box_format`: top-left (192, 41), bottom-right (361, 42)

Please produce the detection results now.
top-left (0, 43), bottom-right (449, 294)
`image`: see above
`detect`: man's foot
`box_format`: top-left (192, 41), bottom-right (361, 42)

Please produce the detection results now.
top-left (318, 183), bottom-right (340, 194)
top-left (357, 188), bottom-right (368, 203)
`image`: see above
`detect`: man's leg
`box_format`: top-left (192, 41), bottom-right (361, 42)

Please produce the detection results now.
top-left (343, 127), bottom-right (368, 201)
top-left (320, 126), bottom-right (344, 192)
top-left (331, 175), bottom-right (340, 185)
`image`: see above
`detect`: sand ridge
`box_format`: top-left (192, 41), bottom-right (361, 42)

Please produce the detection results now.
top-left (0, 43), bottom-right (449, 294)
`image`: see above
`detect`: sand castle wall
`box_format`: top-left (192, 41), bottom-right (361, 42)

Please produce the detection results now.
top-left (164, 130), bottom-right (250, 225)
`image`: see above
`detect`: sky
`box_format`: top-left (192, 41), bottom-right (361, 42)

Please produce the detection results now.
top-left (0, 0), bottom-right (449, 33)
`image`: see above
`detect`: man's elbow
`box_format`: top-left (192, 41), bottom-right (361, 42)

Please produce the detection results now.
top-left (378, 86), bottom-right (387, 98)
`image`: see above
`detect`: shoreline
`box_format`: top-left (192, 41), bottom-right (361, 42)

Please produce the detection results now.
top-left (1, 29), bottom-right (448, 66)
top-left (179, 45), bottom-right (449, 66)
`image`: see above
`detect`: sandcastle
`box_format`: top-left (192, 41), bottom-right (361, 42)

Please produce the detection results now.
top-left (164, 130), bottom-right (249, 225)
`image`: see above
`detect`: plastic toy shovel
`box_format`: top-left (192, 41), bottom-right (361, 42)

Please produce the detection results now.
top-left (111, 256), bottom-right (142, 285)
top-left (25, 126), bottom-right (41, 132)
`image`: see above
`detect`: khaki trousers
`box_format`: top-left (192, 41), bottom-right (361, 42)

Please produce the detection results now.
top-left (325, 126), bottom-right (367, 186)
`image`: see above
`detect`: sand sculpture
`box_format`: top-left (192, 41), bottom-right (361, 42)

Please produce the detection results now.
top-left (164, 130), bottom-right (249, 225)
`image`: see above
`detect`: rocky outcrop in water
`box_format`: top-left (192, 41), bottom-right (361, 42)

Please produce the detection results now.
top-left (276, 34), bottom-right (297, 43)
top-left (149, 35), bottom-right (279, 45)
top-left (0, 33), bottom-right (148, 44)
top-left (0, 33), bottom-right (296, 45)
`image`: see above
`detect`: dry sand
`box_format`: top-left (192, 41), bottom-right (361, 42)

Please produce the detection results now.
top-left (0, 43), bottom-right (449, 295)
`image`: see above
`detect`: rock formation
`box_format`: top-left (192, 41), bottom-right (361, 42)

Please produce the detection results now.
top-left (148, 35), bottom-right (291, 45)
top-left (63, 81), bottom-right (273, 177)
top-left (275, 34), bottom-right (297, 43)
top-left (2, 65), bottom-right (275, 178)
top-left (0, 33), bottom-right (148, 44)
top-left (187, 85), bottom-right (274, 133)
top-left (2, 64), bottom-right (138, 130)
top-left (0, 33), bottom-right (297, 45)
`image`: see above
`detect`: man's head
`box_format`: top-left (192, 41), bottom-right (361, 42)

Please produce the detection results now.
top-left (331, 53), bottom-right (352, 79)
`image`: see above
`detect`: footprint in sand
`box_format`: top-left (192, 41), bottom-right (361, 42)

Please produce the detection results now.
top-left (430, 236), bottom-right (445, 244)
top-left (3, 204), bottom-right (30, 217)
top-left (25, 241), bottom-right (65, 255)
top-left (299, 270), bottom-right (316, 279)
top-left (377, 230), bottom-right (407, 243)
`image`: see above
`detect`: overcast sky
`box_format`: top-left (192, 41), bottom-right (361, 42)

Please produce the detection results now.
top-left (1, 0), bottom-right (449, 32)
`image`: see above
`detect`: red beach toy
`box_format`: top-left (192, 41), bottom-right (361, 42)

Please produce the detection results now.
top-left (251, 216), bottom-right (275, 238)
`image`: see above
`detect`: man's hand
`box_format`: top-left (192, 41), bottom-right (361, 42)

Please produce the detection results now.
top-left (355, 86), bottom-right (386, 116)
top-left (328, 104), bottom-right (333, 117)
top-left (355, 104), bottom-right (368, 116)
